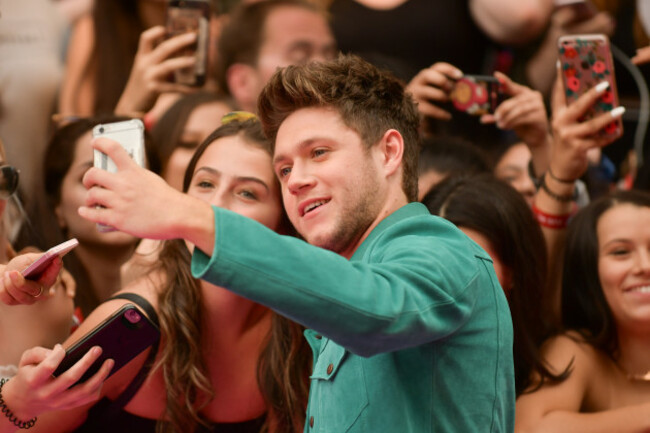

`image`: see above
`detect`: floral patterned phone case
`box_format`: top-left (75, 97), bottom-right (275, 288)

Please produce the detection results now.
top-left (557, 34), bottom-right (622, 138)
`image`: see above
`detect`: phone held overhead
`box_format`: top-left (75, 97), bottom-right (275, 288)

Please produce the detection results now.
top-left (558, 33), bottom-right (623, 138)
top-left (166, 0), bottom-right (211, 87)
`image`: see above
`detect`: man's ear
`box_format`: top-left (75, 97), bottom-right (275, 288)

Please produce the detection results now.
top-left (226, 63), bottom-right (260, 111)
top-left (377, 129), bottom-right (404, 177)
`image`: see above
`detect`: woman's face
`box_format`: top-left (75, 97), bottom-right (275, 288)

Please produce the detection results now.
top-left (598, 203), bottom-right (650, 330)
top-left (494, 143), bottom-right (536, 207)
top-left (164, 101), bottom-right (230, 191)
top-left (186, 135), bottom-right (283, 230)
top-left (460, 227), bottom-right (512, 295)
top-left (55, 131), bottom-right (137, 246)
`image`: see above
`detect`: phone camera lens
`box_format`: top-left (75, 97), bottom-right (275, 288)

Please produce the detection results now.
top-left (124, 309), bottom-right (141, 324)
top-left (98, 127), bottom-right (105, 134)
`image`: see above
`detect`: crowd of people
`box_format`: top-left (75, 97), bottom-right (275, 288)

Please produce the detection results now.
top-left (1, 0), bottom-right (650, 432)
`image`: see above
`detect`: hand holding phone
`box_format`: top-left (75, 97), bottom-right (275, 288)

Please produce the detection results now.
top-left (450, 75), bottom-right (505, 116)
top-left (166, 0), bottom-right (211, 87)
top-left (52, 304), bottom-right (160, 386)
top-left (21, 238), bottom-right (79, 280)
top-left (93, 119), bottom-right (146, 232)
top-left (557, 34), bottom-right (623, 138)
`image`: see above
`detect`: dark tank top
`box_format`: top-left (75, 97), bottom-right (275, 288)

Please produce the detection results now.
top-left (73, 293), bottom-right (265, 433)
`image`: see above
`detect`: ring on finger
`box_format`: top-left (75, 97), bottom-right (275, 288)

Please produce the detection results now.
top-left (33, 285), bottom-right (44, 298)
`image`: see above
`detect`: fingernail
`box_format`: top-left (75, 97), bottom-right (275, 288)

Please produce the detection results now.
top-left (453, 69), bottom-right (463, 79)
top-left (595, 81), bottom-right (610, 93)
top-left (556, 60), bottom-right (561, 70)
top-left (610, 106), bottom-right (625, 118)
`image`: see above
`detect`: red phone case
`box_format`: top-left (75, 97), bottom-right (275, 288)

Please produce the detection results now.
top-left (450, 75), bottom-right (503, 116)
top-left (558, 34), bottom-right (622, 138)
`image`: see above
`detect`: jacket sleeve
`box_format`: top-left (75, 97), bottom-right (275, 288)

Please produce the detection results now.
top-left (192, 206), bottom-right (491, 357)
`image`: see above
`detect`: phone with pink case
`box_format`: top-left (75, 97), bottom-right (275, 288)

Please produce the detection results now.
top-left (557, 34), bottom-right (622, 138)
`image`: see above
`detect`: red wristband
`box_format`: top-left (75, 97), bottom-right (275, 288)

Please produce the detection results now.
top-left (531, 204), bottom-right (573, 229)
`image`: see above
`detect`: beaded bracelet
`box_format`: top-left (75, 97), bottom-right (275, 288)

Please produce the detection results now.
top-left (540, 173), bottom-right (577, 203)
top-left (0, 378), bottom-right (37, 429)
top-left (531, 204), bottom-right (573, 229)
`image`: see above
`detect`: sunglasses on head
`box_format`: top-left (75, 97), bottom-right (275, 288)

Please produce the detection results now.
top-left (0, 165), bottom-right (19, 199)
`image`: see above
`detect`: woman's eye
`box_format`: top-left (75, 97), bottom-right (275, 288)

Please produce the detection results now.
top-left (239, 190), bottom-right (258, 200)
top-left (196, 180), bottom-right (214, 189)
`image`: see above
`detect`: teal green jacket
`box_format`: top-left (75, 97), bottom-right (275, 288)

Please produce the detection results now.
top-left (192, 203), bottom-right (515, 432)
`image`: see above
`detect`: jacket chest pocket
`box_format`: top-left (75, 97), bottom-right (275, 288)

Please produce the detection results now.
top-left (309, 341), bottom-right (369, 432)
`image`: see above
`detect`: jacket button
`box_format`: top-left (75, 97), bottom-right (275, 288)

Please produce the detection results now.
top-left (327, 363), bottom-right (334, 375)
top-left (309, 416), bottom-right (314, 428)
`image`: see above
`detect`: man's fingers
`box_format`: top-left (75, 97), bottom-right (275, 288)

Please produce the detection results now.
top-left (91, 137), bottom-right (138, 173)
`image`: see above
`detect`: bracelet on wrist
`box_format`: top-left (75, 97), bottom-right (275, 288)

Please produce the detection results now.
top-left (540, 173), bottom-right (578, 202)
top-left (546, 167), bottom-right (576, 184)
top-left (531, 204), bottom-right (573, 229)
top-left (0, 378), bottom-right (37, 430)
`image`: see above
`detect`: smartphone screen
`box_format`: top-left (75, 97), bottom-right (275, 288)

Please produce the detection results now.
top-left (166, 0), bottom-right (211, 87)
top-left (52, 304), bottom-right (160, 386)
top-left (558, 34), bottom-right (623, 138)
top-left (450, 75), bottom-right (504, 116)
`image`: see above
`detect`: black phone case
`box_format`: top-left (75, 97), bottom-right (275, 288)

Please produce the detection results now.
top-left (52, 304), bottom-right (160, 385)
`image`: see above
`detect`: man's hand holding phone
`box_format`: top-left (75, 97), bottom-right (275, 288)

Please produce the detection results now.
top-left (79, 137), bottom-right (216, 256)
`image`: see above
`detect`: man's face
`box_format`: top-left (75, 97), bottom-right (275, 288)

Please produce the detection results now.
top-left (273, 107), bottom-right (386, 258)
top-left (254, 6), bottom-right (336, 92)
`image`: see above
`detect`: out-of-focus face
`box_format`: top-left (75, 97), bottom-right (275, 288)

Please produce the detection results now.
top-left (55, 131), bottom-right (137, 246)
top-left (273, 107), bottom-right (386, 258)
top-left (598, 203), bottom-right (650, 331)
top-left (494, 143), bottom-right (536, 207)
top-left (163, 101), bottom-right (230, 191)
top-left (186, 134), bottom-right (283, 230)
top-left (460, 227), bottom-right (512, 296)
top-left (246, 6), bottom-right (336, 106)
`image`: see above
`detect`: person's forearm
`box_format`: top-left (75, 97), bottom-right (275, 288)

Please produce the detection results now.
top-left (471, 0), bottom-right (554, 45)
top-left (177, 200), bottom-right (216, 256)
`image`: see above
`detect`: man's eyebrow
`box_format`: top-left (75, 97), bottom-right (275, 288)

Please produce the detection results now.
top-left (273, 139), bottom-right (320, 166)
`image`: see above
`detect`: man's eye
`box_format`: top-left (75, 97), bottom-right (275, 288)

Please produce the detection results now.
top-left (279, 167), bottom-right (292, 177)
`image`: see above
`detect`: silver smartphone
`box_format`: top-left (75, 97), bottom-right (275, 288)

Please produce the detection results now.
top-left (92, 119), bottom-right (145, 232)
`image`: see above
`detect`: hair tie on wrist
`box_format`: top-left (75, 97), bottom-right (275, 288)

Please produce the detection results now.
top-left (547, 167), bottom-right (575, 184)
top-left (540, 174), bottom-right (578, 202)
top-left (531, 204), bottom-right (573, 229)
top-left (0, 378), bottom-right (37, 429)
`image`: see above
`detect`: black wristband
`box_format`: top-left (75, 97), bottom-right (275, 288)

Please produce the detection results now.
top-left (540, 174), bottom-right (577, 202)
top-left (0, 378), bottom-right (37, 429)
